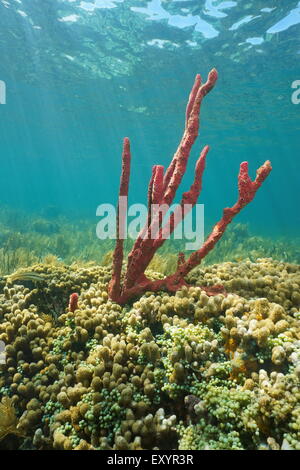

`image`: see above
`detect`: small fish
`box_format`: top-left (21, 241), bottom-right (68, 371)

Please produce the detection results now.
top-left (6, 271), bottom-right (46, 284)
top-left (200, 284), bottom-right (227, 296)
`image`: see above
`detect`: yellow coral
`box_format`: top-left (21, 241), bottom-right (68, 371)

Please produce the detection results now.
top-left (0, 397), bottom-right (24, 441)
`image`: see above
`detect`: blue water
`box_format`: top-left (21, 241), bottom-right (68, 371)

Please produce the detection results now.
top-left (0, 0), bottom-right (299, 241)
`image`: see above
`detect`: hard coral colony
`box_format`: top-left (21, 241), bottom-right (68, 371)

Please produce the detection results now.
top-left (108, 69), bottom-right (272, 305)
top-left (0, 72), bottom-right (299, 452)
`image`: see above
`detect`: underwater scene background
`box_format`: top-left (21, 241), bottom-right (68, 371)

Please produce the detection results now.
top-left (0, 0), bottom-right (299, 451)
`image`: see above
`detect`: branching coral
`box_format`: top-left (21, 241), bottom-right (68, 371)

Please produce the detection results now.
top-left (109, 70), bottom-right (272, 305)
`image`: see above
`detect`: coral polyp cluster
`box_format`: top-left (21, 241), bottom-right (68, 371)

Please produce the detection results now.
top-left (0, 258), bottom-right (299, 450)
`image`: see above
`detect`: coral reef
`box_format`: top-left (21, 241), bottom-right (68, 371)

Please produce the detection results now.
top-left (0, 202), bottom-right (298, 277)
top-left (0, 396), bottom-right (25, 442)
top-left (109, 71), bottom-right (272, 304)
top-left (0, 258), bottom-right (299, 450)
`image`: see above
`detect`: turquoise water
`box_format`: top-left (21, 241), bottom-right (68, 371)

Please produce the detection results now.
top-left (0, 0), bottom-right (299, 239)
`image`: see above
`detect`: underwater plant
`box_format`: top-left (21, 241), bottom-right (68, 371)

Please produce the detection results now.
top-left (0, 397), bottom-right (24, 442)
top-left (6, 270), bottom-right (46, 285)
top-left (109, 70), bottom-right (272, 305)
